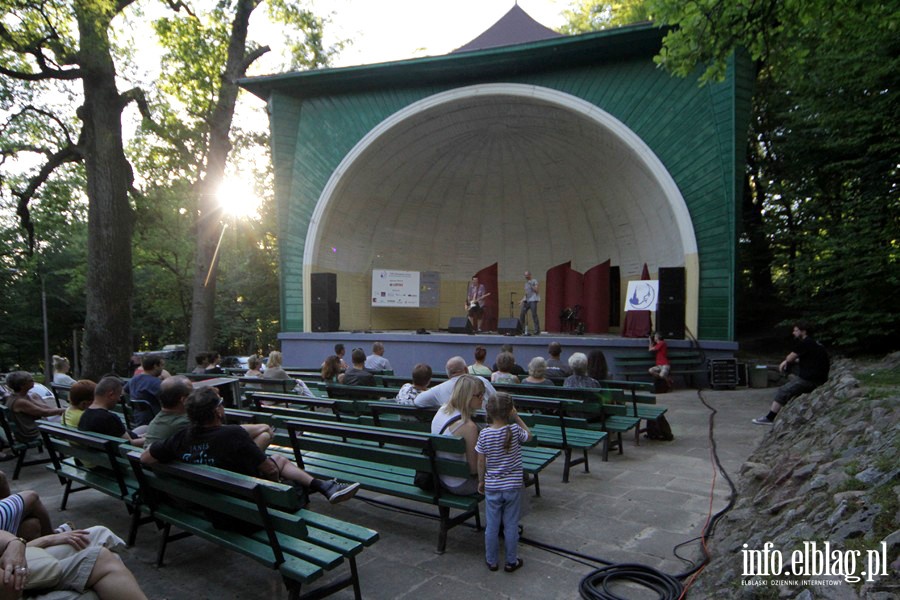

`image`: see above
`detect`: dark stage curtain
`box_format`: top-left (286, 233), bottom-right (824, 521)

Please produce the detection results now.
top-left (622, 263), bottom-right (652, 338)
top-left (474, 263), bottom-right (498, 332)
top-left (544, 261), bottom-right (571, 333)
top-left (583, 260), bottom-right (611, 334)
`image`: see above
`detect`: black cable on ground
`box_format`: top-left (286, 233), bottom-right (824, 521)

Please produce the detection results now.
top-left (573, 375), bottom-right (739, 599)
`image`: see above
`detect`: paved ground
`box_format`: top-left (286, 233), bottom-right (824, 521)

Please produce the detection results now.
top-left (14, 386), bottom-right (774, 599)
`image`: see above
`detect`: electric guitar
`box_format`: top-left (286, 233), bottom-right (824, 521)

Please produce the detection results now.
top-left (467, 292), bottom-right (491, 311)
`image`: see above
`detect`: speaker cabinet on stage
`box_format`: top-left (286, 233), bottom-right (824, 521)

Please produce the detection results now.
top-left (657, 302), bottom-right (685, 339)
top-left (658, 267), bottom-right (685, 303)
top-left (448, 317), bottom-right (471, 334)
top-left (498, 318), bottom-right (522, 336)
top-left (311, 273), bottom-right (337, 303)
top-left (311, 301), bottom-right (340, 332)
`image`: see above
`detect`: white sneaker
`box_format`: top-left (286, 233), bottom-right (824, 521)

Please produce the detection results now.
top-left (752, 416), bottom-right (774, 425)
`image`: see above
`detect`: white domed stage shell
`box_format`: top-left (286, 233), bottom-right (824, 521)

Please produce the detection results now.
top-left (305, 83), bottom-right (699, 335)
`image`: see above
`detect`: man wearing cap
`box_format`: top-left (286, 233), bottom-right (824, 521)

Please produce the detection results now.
top-left (141, 387), bottom-right (359, 504)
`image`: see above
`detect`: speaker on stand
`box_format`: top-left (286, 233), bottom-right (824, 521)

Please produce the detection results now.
top-left (498, 318), bottom-right (522, 336)
top-left (448, 317), bottom-right (472, 334)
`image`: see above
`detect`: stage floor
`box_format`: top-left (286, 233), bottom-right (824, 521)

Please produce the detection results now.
top-left (279, 329), bottom-right (738, 381)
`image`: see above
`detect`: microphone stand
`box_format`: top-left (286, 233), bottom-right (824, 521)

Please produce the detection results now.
top-left (509, 292), bottom-right (516, 319)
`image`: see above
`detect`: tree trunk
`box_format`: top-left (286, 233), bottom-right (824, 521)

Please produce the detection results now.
top-left (187, 0), bottom-right (261, 366)
top-left (77, 2), bottom-right (134, 379)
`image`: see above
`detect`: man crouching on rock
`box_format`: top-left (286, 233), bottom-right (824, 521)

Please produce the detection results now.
top-left (753, 321), bottom-right (829, 425)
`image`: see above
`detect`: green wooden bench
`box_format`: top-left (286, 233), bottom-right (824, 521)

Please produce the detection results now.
top-left (366, 403), bottom-right (558, 498)
top-left (125, 451), bottom-right (378, 599)
top-left (284, 417), bottom-right (481, 554)
top-left (324, 383), bottom-right (399, 401)
top-left (614, 350), bottom-right (706, 388)
top-left (591, 380), bottom-right (668, 441)
top-left (37, 422), bottom-right (150, 545)
top-left (0, 405), bottom-right (50, 479)
top-left (239, 396), bottom-right (559, 498)
top-left (50, 383), bottom-right (71, 407)
top-left (510, 397), bottom-right (608, 482)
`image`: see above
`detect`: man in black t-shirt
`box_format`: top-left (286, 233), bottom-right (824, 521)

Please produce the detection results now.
top-left (141, 387), bottom-right (359, 504)
top-left (341, 348), bottom-right (376, 386)
top-left (78, 376), bottom-right (145, 446)
top-left (753, 321), bottom-right (830, 425)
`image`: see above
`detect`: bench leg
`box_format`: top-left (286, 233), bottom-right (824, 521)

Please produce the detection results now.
top-left (602, 438), bottom-right (609, 462)
top-left (617, 433), bottom-right (624, 456)
top-left (583, 449), bottom-right (590, 474)
top-left (349, 556), bottom-right (362, 600)
top-left (156, 523), bottom-right (171, 567)
top-left (562, 449), bottom-right (572, 483)
top-left (533, 474), bottom-right (541, 498)
top-left (635, 424), bottom-right (641, 446)
top-left (437, 506), bottom-right (450, 554)
top-left (60, 480), bottom-right (73, 510)
top-left (12, 453), bottom-right (25, 480)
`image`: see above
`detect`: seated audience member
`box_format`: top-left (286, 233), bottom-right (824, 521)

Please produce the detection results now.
top-left (204, 352), bottom-right (226, 375)
top-left (490, 344), bottom-right (526, 377)
top-left (467, 346), bottom-right (492, 377)
top-left (341, 349), bottom-right (376, 387)
top-left (62, 380), bottom-right (96, 429)
top-left (3, 372), bottom-right (65, 441)
top-left (587, 350), bottom-right (609, 382)
top-left (124, 354), bottom-right (165, 426)
top-left (546, 342), bottom-right (573, 377)
top-left (144, 377), bottom-right (272, 449)
top-left (191, 352), bottom-right (210, 374)
top-left (522, 357), bottom-right (549, 385)
top-left (334, 344), bottom-right (348, 372)
top-left (52, 356), bottom-right (77, 387)
top-left (264, 351), bottom-right (313, 396)
top-left (431, 375), bottom-right (484, 495)
top-left (244, 355), bottom-right (264, 378)
top-left (396, 364), bottom-right (432, 405)
top-left (141, 388), bottom-right (359, 504)
top-left (414, 357), bottom-right (496, 408)
top-left (491, 352), bottom-right (520, 384)
top-left (321, 355), bottom-right (343, 383)
top-left (78, 376), bottom-right (145, 446)
top-left (0, 472), bottom-right (53, 541)
top-left (0, 525), bottom-right (146, 600)
top-left (262, 350), bottom-right (289, 380)
top-left (563, 353), bottom-right (601, 388)
top-left (364, 342), bottom-right (392, 372)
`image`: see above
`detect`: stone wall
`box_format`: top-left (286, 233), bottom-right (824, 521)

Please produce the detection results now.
top-left (693, 355), bottom-right (899, 599)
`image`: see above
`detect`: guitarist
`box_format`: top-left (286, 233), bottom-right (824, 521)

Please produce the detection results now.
top-left (465, 276), bottom-right (489, 332)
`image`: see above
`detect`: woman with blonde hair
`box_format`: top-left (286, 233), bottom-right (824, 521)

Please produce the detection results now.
top-left (52, 356), bottom-right (76, 386)
top-left (430, 374), bottom-right (485, 495)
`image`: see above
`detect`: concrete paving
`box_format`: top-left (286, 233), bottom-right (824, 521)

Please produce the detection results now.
top-left (14, 386), bottom-right (775, 599)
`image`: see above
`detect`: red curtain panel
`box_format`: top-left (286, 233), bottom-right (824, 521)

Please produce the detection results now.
top-left (583, 260), bottom-right (611, 334)
top-left (544, 261), bottom-right (571, 333)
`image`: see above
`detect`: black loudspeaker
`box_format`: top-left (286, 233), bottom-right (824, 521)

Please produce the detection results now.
top-left (311, 301), bottom-right (340, 332)
top-left (498, 318), bottom-right (522, 336)
top-left (448, 317), bottom-right (471, 334)
top-left (311, 273), bottom-right (337, 303)
top-left (656, 302), bottom-right (685, 339)
top-left (658, 267), bottom-right (685, 303)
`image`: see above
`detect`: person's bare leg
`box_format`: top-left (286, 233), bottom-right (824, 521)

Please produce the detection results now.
top-left (268, 454), bottom-right (313, 487)
top-left (17, 491), bottom-right (52, 537)
top-left (85, 548), bottom-right (147, 600)
top-left (240, 424), bottom-right (273, 451)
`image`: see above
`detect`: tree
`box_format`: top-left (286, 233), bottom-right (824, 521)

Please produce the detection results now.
top-left (563, 1), bottom-right (900, 352)
top-left (146, 0), bottom-right (335, 365)
top-left (1, 0), bottom-right (139, 378)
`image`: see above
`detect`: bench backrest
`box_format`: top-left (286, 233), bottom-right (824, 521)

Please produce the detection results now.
top-left (325, 383), bottom-right (399, 401)
top-left (125, 450), bottom-right (306, 567)
top-left (285, 418), bottom-right (471, 497)
top-left (38, 422), bottom-right (133, 497)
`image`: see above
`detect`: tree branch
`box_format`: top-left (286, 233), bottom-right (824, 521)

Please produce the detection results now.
top-left (238, 45), bottom-right (270, 76)
top-left (161, 0), bottom-right (197, 17)
top-left (119, 87), bottom-right (193, 162)
top-left (12, 144), bottom-right (83, 255)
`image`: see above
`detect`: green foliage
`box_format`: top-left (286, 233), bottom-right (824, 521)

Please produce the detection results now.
top-left (559, 0), bottom-right (651, 34)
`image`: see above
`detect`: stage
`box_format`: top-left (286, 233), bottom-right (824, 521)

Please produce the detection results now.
top-left (279, 330), bottom-right (738, 382)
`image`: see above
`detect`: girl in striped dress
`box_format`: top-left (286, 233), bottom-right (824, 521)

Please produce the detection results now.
top-left (476, 392), bottom-right (532, 572)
